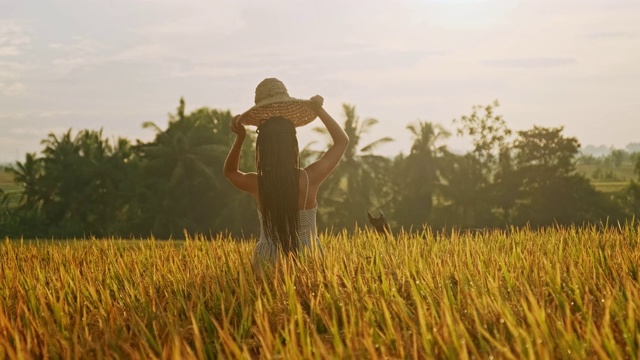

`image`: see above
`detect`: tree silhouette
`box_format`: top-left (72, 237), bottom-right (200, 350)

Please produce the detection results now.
top-left (395, 121), bottom-right (450, 228)
top-left (435, 101), bottom-right (512, 228)
top-left (1, 99), bottom-right (635, 237)
top-left (513, 126), bottom-right (580, 185)
top-left (137, 99), bottom-right (257, 237)
top-left (139, 99), bottom-right (227, 236)
top-left (9, 152), bottom-right (43, 210)
top-left (511, 126), bottom-right (586, 225)
top-left (312, 104), bottom-right (393, 229)
top-left (7, 129), bottom-right (137, 237)
top-left (435, 152), bottom-right (491, 228)
top-left (618, 181), bottom-right (640, 219)
top-left (489, 148), bottom-right (520, 224)
top-left (454, 100), bottom-right (512, 177)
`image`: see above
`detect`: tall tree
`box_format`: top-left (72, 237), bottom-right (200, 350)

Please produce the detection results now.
top-left (434, 152), bottom-right (493, 228)
top-left (617, 181), bottom-right (640, 219)
top-left (137, 99), bottom-right (257, 237)
top-left (489, 148), bottom-right (520, 224)
top-left (511, 126), bottom-right (588, 226)
top-left (312, 104), bottom-right (393, 229)
top-left (7, 129), bottom-right (138, 237)
top-left (435, 101), bottom-right (512, 228)
top-left (45, 130), bottom-right (136, 236)
top-left (395, 121), bottom-right (450, 229)
top-left (9, 152), bottom-right (43, 210)
top-left (513, 126), bottom-right (580, 184)
top-left (453, 100), bottom-right (512, 177)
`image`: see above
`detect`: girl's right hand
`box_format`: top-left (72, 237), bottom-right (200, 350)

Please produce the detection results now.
top-left (230, 115), bottom-right (246, 136)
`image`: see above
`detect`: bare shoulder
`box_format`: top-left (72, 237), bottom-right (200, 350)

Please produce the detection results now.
top-left (303, 163), bottom-right (327, 187)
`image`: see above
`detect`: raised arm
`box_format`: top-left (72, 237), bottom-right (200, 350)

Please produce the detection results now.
top-left (305, 96), bottom-right (349, 185)
top-left (223, 116), bottom-right (257, 195)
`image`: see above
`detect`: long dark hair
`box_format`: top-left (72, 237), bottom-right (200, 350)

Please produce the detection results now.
top-left (256, 116), bottom-right (300, 254)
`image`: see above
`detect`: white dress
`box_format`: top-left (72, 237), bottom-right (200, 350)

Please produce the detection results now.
top-left (252, 170), bottom-right (324, 268)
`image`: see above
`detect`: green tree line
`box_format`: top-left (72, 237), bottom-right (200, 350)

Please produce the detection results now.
top-left (1, 99), bottom-right (639, 238)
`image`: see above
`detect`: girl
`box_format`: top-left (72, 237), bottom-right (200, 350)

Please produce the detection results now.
top-left (223, 78), bottom-right (348, 274)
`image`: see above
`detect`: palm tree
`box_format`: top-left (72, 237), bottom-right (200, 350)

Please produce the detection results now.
top-left (44, 130), bottom-right (139, 235)
top-left (10, 129), bottom-right (140, 237)
top-left (395, 121), bottom-right (450, 228)
top-left (138, 99), bottom-right (256, 237)
top-left (10, 152), bottom-right (43, 210)
top-left (312, 104), bottom-right (393, 229)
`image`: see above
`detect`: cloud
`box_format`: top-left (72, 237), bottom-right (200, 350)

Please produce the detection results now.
top-left (481, 57), bottom-right (577, 68)
top-left (586, 31), bottom-right (640, 39)
top-left (9, 127), bottom-right (69, 137)
top-left (169, 65), bottom-right (270, 79)
top-left (133, 2), bottom-right (246, 40)
top-left (0, 110), bottom-right (74, 120)
top-left (0, 21), bottom-right (31, 94)
top-left (143, 16), bottom-right (244, 37)
top-left (0, 81), bottom-right (26, 96)
top-left (0, 21), bottom-right (31, 57)
top-left (109, 44), bottom-right (170, 63)
top-left (0, 61), bottom-right (27, 79)
top-left (50, 37), bottom-right (103, 71)
top-left (0, 47), bottom-right (21, 56)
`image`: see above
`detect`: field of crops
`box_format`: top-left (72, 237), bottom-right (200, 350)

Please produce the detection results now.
top-left (576, 163), bottom-right (637, 194)
top-left (0, 170), bottom-right (20, 208)
top-left (1, 225), bottom-right (639, 359)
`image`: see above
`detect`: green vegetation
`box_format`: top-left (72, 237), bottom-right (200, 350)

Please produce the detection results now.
top-left (1, 99), bottom-right (639, 238)
top-left (1, 226), bottom-right (638, 358)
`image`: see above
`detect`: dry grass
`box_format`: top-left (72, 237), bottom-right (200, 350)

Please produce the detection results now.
top-left (1, 225), bottom-right (639, 359)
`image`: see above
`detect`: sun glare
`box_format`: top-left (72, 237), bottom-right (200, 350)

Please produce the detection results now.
top-left (426, 0), bottom-right (514, 29)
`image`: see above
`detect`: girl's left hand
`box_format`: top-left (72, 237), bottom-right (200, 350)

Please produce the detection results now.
top-left (310, 95), bottom-right (324, 111)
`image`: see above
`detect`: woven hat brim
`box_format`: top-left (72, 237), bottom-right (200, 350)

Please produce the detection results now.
top-left (239, 98), bottom-right (317, 127)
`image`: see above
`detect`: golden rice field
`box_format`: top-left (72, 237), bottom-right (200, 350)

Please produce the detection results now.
top-left (1, 225), bottom-right (639, 359)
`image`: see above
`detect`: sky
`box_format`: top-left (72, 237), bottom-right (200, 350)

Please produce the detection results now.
top-left (1, 0), bottom-right (639, 163)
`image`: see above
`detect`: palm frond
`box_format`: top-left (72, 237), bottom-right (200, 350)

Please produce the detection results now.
top-left (311, 126), bottom-right (329, 135)
top-left (360, 137), bottom-right (394, 153)
top-left (406, 123), bottom-right (420, 137)
top-left (359, 117), bottom-right (379, 135)
top-left (142, 121), bottom-right (163, 134)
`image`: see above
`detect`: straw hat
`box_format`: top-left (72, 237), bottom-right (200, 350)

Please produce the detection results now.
top-left (238, 78), bottom-right (318, 127)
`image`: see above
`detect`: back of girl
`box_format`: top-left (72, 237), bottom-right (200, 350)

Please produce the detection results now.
top-left (223, 78), bottom-right (349, 276)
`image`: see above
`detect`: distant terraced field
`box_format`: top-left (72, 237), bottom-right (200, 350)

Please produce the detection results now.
top-left (576, 163), bottom-right (637, 193)
top-left (0, 169), bottom-right (20, 207)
